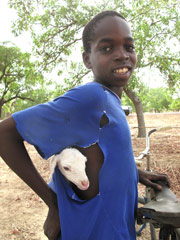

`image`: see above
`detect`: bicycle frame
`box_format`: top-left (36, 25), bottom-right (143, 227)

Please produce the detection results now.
top-left (136, 126), bottom-right (175, 239)
top-left (136, 126), bottom-right (172, 171)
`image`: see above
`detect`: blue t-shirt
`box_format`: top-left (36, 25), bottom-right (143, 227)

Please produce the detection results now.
top-left (12, 82), bottom-right (138, 240)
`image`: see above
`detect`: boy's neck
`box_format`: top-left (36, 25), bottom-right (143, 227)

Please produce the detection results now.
top-left (109, 87), bottom-right (123, 99)
top-left (94, 80), bottom-right (123, 99)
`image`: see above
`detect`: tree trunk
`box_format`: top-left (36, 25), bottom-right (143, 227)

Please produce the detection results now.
top-left (0, 99), bottom-right (5, 119)
top-left (0, 103), bottom-right (2, 119)
top-left (123, 88), bottom-right (146, 138)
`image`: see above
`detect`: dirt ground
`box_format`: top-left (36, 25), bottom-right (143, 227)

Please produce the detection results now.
top-left (0, 113), bottom-right (179, 240)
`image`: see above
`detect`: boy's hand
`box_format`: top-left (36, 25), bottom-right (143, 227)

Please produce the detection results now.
top-left (44, 205), bottom-right (61, 240)
top-left (138, 169), bottom-right (171, 191)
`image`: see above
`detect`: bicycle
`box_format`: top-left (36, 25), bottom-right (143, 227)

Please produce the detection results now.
top-left (135, 127), bottom-right (180, 240)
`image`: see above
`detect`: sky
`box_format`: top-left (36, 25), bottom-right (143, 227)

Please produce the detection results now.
top-left (0, 0), bottom-right (167, 88)
top-left (0, 0), bottom-right (32, 51)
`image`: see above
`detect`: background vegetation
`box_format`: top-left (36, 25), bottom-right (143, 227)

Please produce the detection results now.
top-left (0, 0), bottom-right (180, 136)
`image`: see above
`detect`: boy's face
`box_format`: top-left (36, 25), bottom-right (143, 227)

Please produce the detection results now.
top-left (83, 16), bottom-right (137, 89)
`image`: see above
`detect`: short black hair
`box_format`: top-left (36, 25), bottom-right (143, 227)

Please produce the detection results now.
top-left (82, 10), bottom-right (126, 53)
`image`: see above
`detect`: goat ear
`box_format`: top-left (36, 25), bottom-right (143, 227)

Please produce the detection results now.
top-left (49, 155), bottom-right (58, 177)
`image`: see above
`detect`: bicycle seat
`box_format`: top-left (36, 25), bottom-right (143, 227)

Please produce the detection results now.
top-left (137, 182), bottom-right (180, 227)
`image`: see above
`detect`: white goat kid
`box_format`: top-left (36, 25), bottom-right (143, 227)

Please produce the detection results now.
top-left (50, 148), bottom-right (89, 191)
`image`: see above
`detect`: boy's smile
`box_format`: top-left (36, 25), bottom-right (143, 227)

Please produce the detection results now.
top-left (83, 16), bottom-right (137, 90)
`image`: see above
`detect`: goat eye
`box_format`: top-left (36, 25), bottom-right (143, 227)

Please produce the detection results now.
top-left (63, 166), bottom-right (70, 171)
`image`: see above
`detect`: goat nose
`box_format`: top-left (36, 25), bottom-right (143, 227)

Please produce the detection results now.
top-left (81, 180), bottom-right (89, 188)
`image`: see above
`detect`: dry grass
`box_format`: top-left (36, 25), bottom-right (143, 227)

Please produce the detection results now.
top-left (128, 113), bottom-right (180, 239)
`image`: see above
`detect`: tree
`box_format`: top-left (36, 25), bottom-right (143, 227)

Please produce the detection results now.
top-left (146, 87), bottom-right (172, 112)
top-left (8, 0), bottom-right (180, 136)
top-left (123, 0), bottom-right (180, 136)
top-left (169, 98), bottom-right (180, 111)
top-left (0, 43), bottom-right (47, 118)
top-left (9, 0), bottom-right (99, 71)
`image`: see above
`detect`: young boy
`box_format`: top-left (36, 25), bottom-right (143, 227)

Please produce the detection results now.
top-left (0, 10), bottom-right (170, 240)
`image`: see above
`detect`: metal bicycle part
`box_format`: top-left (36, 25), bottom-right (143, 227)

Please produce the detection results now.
top-left (136, 127), bottom-right (180, 240)
top-left (137, 176), bottom-right (180, 239)
top-left (159, 226), bottom-right (180, 240)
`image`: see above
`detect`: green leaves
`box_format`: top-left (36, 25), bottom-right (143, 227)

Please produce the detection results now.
top-left (9, 0), bottom-right (99, 71)
top-left (6, 0), bottom-right (180, 113)
top-left (121, 86), bottom-right (180, 113)
top-left (0, 43), bottom-right (47, 118)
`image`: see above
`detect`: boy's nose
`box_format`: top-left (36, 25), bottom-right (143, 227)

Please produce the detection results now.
top-left (113, 48), bottom-right (129, 61)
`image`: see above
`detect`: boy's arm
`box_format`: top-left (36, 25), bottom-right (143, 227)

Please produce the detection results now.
top-left (0, 117), bottom-right (60, 239)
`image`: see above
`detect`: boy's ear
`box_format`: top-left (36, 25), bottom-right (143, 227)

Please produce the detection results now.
top-left (82, 51), bottom-right (92, 69)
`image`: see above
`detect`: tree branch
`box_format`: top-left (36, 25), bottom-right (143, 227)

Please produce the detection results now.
top-left (3, 95), bottom-right (34, 104)
top-left (40, 37), bottom-right (82, 69)
top-left (129, 6), bottom-right (156, 22)
top-left (0, 65), bottom-right (8, 81)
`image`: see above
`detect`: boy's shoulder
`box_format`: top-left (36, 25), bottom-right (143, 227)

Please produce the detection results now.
top-left (72, 81), bottom-right (105, 93)
top-left (63, 82), bottom-right (107, 101)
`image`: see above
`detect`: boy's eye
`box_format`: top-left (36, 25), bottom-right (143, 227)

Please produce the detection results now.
top-left (100, 46), bottom-right (112, 53)
top-left (125, 44), bottom-right (135, 52)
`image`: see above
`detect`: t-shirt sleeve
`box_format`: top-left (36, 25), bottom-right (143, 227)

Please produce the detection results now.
top-left (12, 83), bottom-right (107, 159)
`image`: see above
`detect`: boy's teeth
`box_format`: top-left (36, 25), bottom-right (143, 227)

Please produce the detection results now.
top-left (114, 68), bottom-right (128, 73)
